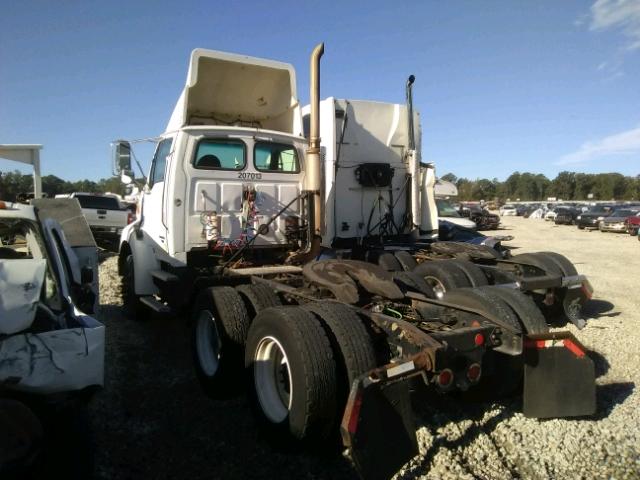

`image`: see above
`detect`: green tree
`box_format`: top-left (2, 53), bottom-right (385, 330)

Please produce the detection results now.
top-left (548, 171), bottom-right (576, 200)
top-left (441, 172), bottom-right (458, 183)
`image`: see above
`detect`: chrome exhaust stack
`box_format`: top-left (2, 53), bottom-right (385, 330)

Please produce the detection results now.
top-left (305, 43), bottom-right (324, 240)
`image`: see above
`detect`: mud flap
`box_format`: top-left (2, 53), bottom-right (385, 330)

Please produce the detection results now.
top-left (341, 379), bottom-right (418, 480)
top-left (523, 332), bottom-right (596, 418)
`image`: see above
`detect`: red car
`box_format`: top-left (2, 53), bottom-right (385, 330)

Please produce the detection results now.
top-left (625, 213), bottom-right (640, 236)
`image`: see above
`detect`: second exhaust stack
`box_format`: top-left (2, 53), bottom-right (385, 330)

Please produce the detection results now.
top-left (306, 43), bottom-right (324, 238)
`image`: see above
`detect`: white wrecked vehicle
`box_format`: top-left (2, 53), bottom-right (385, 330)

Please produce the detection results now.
top-left (0, 149), bottom-right (104, 478)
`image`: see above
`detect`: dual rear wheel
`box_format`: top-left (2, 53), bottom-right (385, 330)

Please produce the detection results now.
top-left (191, 284), bottom-right (377, 444)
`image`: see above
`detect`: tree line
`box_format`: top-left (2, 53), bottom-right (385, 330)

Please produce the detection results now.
top-left (0, 171), bottom-right (128, 201)
top-left (441, 171), bottom-right (640, 202)
top-left (2, 169), bottom-right (639, 203)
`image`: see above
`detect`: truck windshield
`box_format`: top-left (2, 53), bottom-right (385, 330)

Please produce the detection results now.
top-left (436, 199), bottom-right (461, 218)
top-left (254, 142), bottom-right (299, 173)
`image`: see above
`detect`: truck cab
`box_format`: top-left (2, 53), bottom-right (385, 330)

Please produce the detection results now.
top-left (117, 49), bottom-right (308, 298)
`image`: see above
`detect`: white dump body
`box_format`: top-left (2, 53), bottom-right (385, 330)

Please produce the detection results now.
top-left (166, 48), bottom-right (302, 135)
top-left (305, 98), bottom-right (436, 247)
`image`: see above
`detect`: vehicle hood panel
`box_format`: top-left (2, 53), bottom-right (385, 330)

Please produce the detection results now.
top-left (0, 322), bottom-right (105, 394)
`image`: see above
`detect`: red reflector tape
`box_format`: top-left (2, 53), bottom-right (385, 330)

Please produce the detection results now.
top-left (347, 391), bottom-right (363, 435)
top-left (563, 339), bottom-right (586, 358)
top-left (524, 338), bottom-right (586, 358)
top-left (524, 339), bottom-right (548, 349)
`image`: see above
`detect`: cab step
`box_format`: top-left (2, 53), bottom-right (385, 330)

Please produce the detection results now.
top-left (140, 296), bottom-right (171, 314)
top-left (150, 269), bottom-right (179, 284)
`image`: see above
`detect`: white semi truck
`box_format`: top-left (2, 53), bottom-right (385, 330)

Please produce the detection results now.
top-left (113, 45), bottom-right (596, 478)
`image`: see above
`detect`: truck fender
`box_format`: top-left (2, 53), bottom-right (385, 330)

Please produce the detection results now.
top-left (120, 227), bottom-right (160, 297)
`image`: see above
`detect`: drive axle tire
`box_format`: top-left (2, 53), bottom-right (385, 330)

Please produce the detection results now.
top-left (246, 306), bottom-right (337, 443)
top-left (479, 287), bottom-right (548, 334)
top-left (413, 260), bottom-right (472, 297)
top-left (303, 302), bottom-right (377, 387)
top-left (448, 259), bottom-right (489, 287)
top-left (394, 250), bottom-right (418, 271)
top-left (122, 255), bottom-right (147, 320)
top-left (377, 252), bottom-right (402, 272)
top-left (537, 252), bottom-right (578, 277)
top-left (442, 288), bottom-right (524, 398)
top-left (392, 271), bottom-right (437, 298)
top-left (510, 252), bottom-right (562, 276)
top-left (192, 286), bottom-right (250, 398)
top-left (236, 284), bottom-right (282, 319)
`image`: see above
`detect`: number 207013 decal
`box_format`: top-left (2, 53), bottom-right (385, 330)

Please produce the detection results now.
top-left (238, 172), bottom-right (262, 180)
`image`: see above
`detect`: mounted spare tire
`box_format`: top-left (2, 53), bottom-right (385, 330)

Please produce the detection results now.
top-left (413, 260), bottom-right (472, 297)
top-left (246, 306), bottom-right (338, 443)
top-left (191, 286), bottom-right (251, 398)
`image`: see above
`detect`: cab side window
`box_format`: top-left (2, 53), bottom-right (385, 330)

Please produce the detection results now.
top-left (149, 138), bottom-right (173, 187)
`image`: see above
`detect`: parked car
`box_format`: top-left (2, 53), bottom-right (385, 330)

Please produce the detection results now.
top-left (626, 213), bottom-right (640, 236)
top-left (459, 203), bottom-right (500, 230)
top-left (436, 199), bottom-right (477, 229)
top-left (554, 207), bottom-right (580, 225)
top-left (544, 209), bottom-right (558, 221)
top-left (599, 208), bottom-right (640, 233)
top-left (499, 204), bottom-right (518, 216)
top-left (575, 205), bottom-right (616, 230)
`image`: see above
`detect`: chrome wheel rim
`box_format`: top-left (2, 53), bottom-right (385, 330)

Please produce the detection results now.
top-left (254, 336), bottom-right (292, 423)
top-left (424, 276), bottom-right (446, 299)
top-left (196, 311), bottom-right (221, 377)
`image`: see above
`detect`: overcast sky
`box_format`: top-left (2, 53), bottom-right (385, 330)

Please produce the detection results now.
top-left (1, 0), bottom-right (639, 181)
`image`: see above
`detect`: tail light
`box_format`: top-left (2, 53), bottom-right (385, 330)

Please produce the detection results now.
top-left (467, 363), bottom-right (482, 383)
top-left (474, 333), bottom-right (485, 346)
top-left (127, 212), bottom-right (134, 224)
top-left (436, 369), bottom-right (453, 388)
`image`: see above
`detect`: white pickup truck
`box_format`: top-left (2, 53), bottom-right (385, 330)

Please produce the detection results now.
top-left (63, 192), bottom-right (132, 245)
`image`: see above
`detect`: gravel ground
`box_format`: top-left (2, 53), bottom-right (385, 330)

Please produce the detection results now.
top-left (90, 217), bottom-right (639, 479)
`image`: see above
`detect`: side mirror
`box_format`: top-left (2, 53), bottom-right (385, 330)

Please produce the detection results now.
top-left (111, 140), bottom-right (133, 178)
